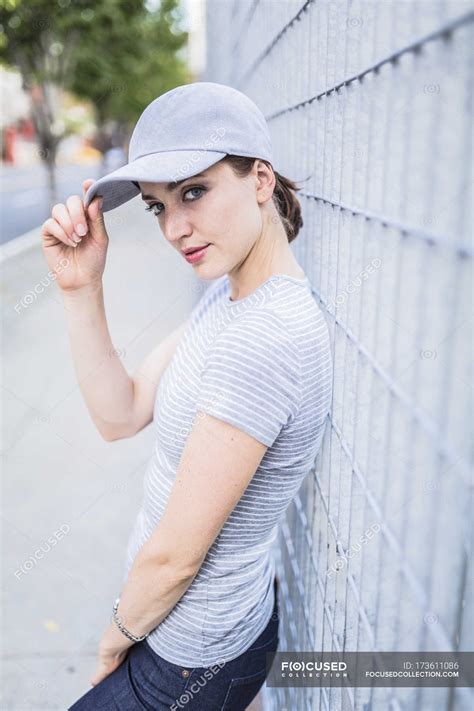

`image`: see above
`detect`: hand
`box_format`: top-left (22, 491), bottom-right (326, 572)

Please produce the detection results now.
top-left (90, 621), bottom-right (135, 687)
top-left (40, 179), bottom-right (109, 293)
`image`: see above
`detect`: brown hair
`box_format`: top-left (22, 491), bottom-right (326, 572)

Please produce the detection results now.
top-left (221, 155), bottom-right (303, 244)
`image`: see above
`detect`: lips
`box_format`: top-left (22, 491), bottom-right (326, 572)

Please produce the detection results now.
top-left (183, 244), bottom-right (211, 255)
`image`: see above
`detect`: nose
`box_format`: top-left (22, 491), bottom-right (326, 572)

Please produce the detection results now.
top-left (161, 209), bottom-right (193, 247)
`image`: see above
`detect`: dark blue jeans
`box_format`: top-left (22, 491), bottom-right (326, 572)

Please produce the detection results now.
top-left (68, 577), bottom-right (279, 710)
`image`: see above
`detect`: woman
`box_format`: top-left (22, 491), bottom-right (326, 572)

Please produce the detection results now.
top-left (40, 83), bottom-right (333, 710)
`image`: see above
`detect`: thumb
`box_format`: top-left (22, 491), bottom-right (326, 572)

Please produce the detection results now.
top-left (86, 194), bottom-right (105, 227)
top-left (82, 178), bottom-right (95, 197)
top-left (90, 671), bottom-right (103, 687)
top-left (85, 195), bottom-right (108, 243)
top-left (82, 179), bottom-right (104, 227)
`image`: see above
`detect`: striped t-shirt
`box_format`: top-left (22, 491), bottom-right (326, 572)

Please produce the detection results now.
top-left (122, 272), bottom-right (333, 667)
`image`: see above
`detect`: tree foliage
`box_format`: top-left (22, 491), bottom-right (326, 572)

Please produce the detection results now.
top-left (0, 0), bottom-right (190, 201)
top-left (0, 0), bottom-right (190, 128)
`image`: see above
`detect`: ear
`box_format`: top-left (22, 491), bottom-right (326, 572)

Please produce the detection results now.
top-left (255, 160), bottom-right (275, 203)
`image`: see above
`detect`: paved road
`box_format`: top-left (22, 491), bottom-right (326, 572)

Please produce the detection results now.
top-left (1, 161), bottom-right (105, 245)
top-left (1, 199), bottom-right (205, 709)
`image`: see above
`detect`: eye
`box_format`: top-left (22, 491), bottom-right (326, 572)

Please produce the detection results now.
top-left (144, 202), bottom-right (163, 216)
top-left (144, 186), bottom-right (206, 217)
top-left (184, 186), bottom-right (205, 200)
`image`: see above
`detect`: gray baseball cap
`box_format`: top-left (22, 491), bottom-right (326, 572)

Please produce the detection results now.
top-left (84, 82), bottom-right (274, 213)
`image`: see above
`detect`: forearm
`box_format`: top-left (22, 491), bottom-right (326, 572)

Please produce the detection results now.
top-left (112, 543), bottom-right (198, 641)
top-left (60, 282), bottom-right (134, 437)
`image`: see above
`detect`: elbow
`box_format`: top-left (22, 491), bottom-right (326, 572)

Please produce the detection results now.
top-left (96, 424), bottom-right (122, 442)
top-left (100, 429), bottom-right (133, 442)
top-left (100, 430), bottom-right (121, 442)
top-left (140, 543), bottom-right (203, 582)
top-left (97, 421), bottom-right (137, 442)
top-left (167, 563), bottom-right (199, 586)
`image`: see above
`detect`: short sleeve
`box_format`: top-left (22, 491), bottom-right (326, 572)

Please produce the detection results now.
top-left (195, 311), bottom-right (301, 447)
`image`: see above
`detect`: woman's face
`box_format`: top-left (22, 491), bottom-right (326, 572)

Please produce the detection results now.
top-left (138, 159), bottom-right (265, 280)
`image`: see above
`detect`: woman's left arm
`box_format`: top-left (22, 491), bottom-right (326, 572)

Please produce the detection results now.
top-left (92, 410), bottom-right (269, 686)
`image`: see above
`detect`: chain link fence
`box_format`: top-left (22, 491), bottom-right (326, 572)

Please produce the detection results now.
top-left (203, 1), bottom-right (473, 709)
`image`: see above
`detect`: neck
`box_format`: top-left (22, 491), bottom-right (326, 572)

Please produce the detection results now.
top-left (227, 208), bottom-right (304, 302)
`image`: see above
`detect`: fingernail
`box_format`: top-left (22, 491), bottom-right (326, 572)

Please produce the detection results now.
top-left (76, 223), bottom-right (87, 236)
top-left (72, 233), bottom-right (82, 243)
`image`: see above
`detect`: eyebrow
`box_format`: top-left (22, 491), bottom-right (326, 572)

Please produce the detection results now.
top-left (138, 171), bottom-right (209, 201)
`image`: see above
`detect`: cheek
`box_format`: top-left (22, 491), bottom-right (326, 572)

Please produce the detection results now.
top-left (208, 193), bottom-right (236, 227)
top-left (207, 193), bottom-right (260, 249)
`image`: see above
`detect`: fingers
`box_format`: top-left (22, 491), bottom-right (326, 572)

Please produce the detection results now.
top-left (42, 218), bottom-right (78, 248)
top-left (47, 183), bottom-right (104, 250)
top-left (49, 205), bottom-right (82, 247)
top-left (66, 194), bottom-right (88, 237)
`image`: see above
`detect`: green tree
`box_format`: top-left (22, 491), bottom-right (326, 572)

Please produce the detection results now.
top-left (0, 0), bottom-right (189, 204)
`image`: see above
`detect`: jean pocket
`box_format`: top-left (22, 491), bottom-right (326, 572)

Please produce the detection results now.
top-left (248, 630), bottom-right (279, 653)
top-left (131, 641), bottom-right (196, 709)
top-left (221, 668), bottom-right (268, 711)
top-left (125, 654), bottom-right (151, 710)
top-left (247, 609), bottom-right (279, 653)
top-left (142, 641), bottom-right (194, 678)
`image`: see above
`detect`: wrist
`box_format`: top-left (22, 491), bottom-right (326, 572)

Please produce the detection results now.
top-left (103, 620), bottom-right (135, 652)
top-left (112, 597), bottom-right (150, 644)
top-left (60, 281), bottom-right (103, 300)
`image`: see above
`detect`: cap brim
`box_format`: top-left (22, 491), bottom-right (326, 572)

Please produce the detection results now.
top-left (84, 150), bottom-right (228, 212)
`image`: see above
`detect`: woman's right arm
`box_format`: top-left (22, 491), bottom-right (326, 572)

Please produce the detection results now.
top-left (42, 179), bottom-right (187, 442)
top-left (61, 284), bottom-right (188, 440)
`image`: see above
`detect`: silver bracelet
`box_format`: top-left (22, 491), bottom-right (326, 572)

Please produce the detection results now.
top-left (112, 597), bottom-right (149, 643)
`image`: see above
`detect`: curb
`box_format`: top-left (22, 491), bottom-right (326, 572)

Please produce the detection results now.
top-left (0, 225), bottom-right (41, 264)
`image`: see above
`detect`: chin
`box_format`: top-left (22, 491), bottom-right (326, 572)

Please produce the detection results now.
top-left (196, 265), bottom-right (226, 281)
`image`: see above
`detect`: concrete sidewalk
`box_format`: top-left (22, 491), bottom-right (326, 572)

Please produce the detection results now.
top-left (1, 198), bottom-right (204, 709)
